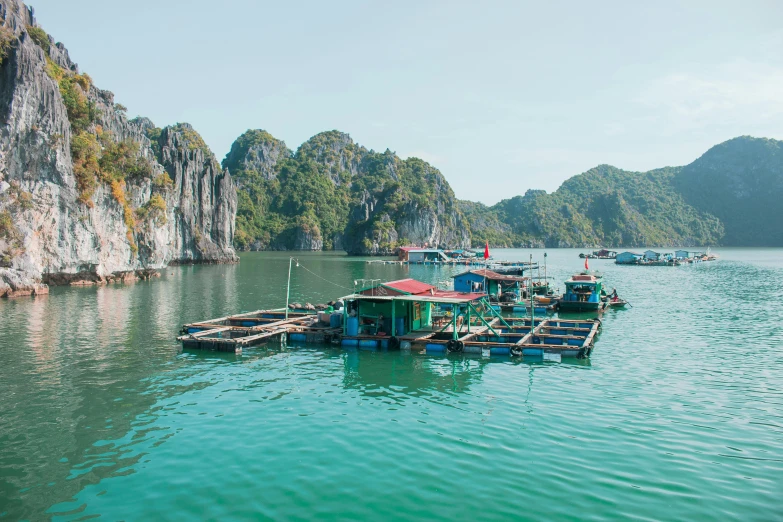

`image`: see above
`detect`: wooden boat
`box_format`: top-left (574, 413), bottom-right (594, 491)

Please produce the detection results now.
top-left (579, 249), bottom-right (617, 260)
top-left (559, 274), bottom-right (605, 312)
top-left (530, 281), bottom-right (552, 295)
top-left (604, 299), bottom-right (627, 308)
top-left (533, 295), bottom-right (557, 305)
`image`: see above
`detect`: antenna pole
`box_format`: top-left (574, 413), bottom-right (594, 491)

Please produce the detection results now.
top-left (285, 257), bottom-right (296, 320)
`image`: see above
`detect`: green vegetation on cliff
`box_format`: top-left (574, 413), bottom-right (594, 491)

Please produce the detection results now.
top-left (225, 130), bottom-right (469, 252)
top-left (674, 137), bottom-right (783, 246)
top-left (464, 165), bottom-right (725, 248)
top-left (0, 25), bottom-right (14, 65)
top-left (227, 130), bottom-right (780, 251)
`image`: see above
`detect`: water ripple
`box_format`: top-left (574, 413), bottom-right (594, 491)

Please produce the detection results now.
top-left (1, 249), bottom-right (783, 520)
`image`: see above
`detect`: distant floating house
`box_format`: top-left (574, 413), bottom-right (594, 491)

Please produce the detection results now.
top-left (643, 250), bottom-right (661, 261)
top-left (594, 249), bottom-right (618, 259)
top-left (397, 247), bottom-right (449, 263)
top-left (615, 251), bottom-right (644, 264)
top-left (674, 249), bottom-right (702, 259)
top-left (452, 269), bottom-right (527, 297)
top-left (397, 246), bottom-right (418, 261)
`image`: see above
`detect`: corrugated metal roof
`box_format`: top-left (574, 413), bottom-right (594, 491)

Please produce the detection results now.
top-left (567, 275), bottom-right (598, 283)
top-left (431, 290), bottom-right (486, 300)
top-left (348, 292), bottom-right (485, 304)
top-left (452, 269), bottom-right (528, 281)
top-left (382, 278), bottom-right (436, 295)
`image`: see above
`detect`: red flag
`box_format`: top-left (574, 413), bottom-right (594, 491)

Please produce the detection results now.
top-left (584, 256), bottom-right (589, 270)
top-left (483, 241), bottom-right (490, 260)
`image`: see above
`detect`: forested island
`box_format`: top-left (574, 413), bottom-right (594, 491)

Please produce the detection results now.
top-left (227, 131), bottom-right (782, 252)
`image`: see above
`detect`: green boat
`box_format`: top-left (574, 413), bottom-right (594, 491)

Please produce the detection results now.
top-left (559, 273), bottom-right (604, 312)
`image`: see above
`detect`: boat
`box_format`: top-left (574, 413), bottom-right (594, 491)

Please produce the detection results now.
top-left (604, 298), bottom-right (627, 309)
top-left (579, 249), bottom-right (617, 260)
top-left (530, 280), bottom-right (553, 295)
top-left (559, 273), bottom-right (605, 312)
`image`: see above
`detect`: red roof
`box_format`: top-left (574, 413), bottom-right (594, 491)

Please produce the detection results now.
top-left (382, 278), bottom-right (436, 295)
top-left (398, 246), bottom-right (424, 252)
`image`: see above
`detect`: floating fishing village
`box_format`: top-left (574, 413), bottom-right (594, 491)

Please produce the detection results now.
top-left (178, 243), bottom-right (722, 359)
top-left (580, 248), bottom-right (719, 266)
top-left (177, 245), bottom-right (647, 360)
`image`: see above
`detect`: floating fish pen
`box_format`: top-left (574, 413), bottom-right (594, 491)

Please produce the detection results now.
top-left (332, 284), bottom-right (601, 359)
top-left (177, 309), bottom-right (343, 353)
top-left (177, 278), bottom-right (603, 360)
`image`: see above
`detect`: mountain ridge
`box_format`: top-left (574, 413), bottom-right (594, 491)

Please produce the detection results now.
top-left (225, 130), bottom-right (779, 251)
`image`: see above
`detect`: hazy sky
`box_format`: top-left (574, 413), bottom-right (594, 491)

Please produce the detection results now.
top-left (29, 0), bottom-right (783, 204)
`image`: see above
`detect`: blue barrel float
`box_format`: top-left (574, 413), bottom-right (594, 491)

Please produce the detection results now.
top-left (347, 316), bottom-right (359, 337)
top-left (490, 347), bottom-right (511, 356)
top-left (395, 317), bottom-right (406, 336)
top-left (330, 313), bottom-right (342, 328)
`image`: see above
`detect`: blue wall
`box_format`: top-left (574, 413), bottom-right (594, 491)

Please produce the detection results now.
top-left (616, 252), bottom-right (642, 264)
top-left (454, 273), bottom-right (486, 292)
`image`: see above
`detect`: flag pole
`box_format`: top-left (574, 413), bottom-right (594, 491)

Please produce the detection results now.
top-left (530, 253), bottom-right (534, 322)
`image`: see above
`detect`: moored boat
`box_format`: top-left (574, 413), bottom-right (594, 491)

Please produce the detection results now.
top-left (559, 274), bottom-right (605, 312)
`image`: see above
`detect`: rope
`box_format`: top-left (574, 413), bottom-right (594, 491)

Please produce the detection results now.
top-left (295, 262), bottom-right (354, 292)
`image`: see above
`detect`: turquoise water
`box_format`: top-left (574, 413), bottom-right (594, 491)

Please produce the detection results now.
top-left (1, 249), bottom-right (782, 520)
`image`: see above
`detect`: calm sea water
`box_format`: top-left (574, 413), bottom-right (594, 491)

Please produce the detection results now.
top-left (1, 248), bottom-right (782, 521)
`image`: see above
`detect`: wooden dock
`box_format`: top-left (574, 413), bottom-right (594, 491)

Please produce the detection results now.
top-left (177, 311), bottom-right (327, 353)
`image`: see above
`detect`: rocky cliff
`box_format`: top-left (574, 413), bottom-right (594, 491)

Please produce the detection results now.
top-left (0, 0), bottom-right (237, 296)
top-left (224, 129), bottom-right (470, 254)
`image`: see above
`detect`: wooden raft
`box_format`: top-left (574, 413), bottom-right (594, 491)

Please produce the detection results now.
top-left (177, 314), bottom-right (319, 353)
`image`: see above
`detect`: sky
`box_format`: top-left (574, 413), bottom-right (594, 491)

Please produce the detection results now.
top-left (29, 0), bottom-right (783, 204)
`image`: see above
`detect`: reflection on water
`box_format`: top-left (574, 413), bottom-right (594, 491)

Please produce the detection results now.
top-left (1, 249), bottom-right (783, 521)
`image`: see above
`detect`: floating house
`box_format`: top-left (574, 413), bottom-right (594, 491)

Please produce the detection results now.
top-left (643, 250), bottom-right (661, 261)
top-left (452, 269), bottom-right (528, 297)
top-left (397, 246), bottom-right (420, 261)
top-left (615, 251), bottom-right (644, 264)
top-left (397, 248), bottom-right (450, 263)
top-left (581, 249), bottom-right (618, 259)
top-left (674, 249), bottom-right (701, 259)
top-left (343, 285), bottom-right (487, 341)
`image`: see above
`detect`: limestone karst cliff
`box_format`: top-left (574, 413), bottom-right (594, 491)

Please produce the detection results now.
top-left (223, 129), bottom-right (470, 254)
top-left (0, 0), bottom-right (237, 296)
